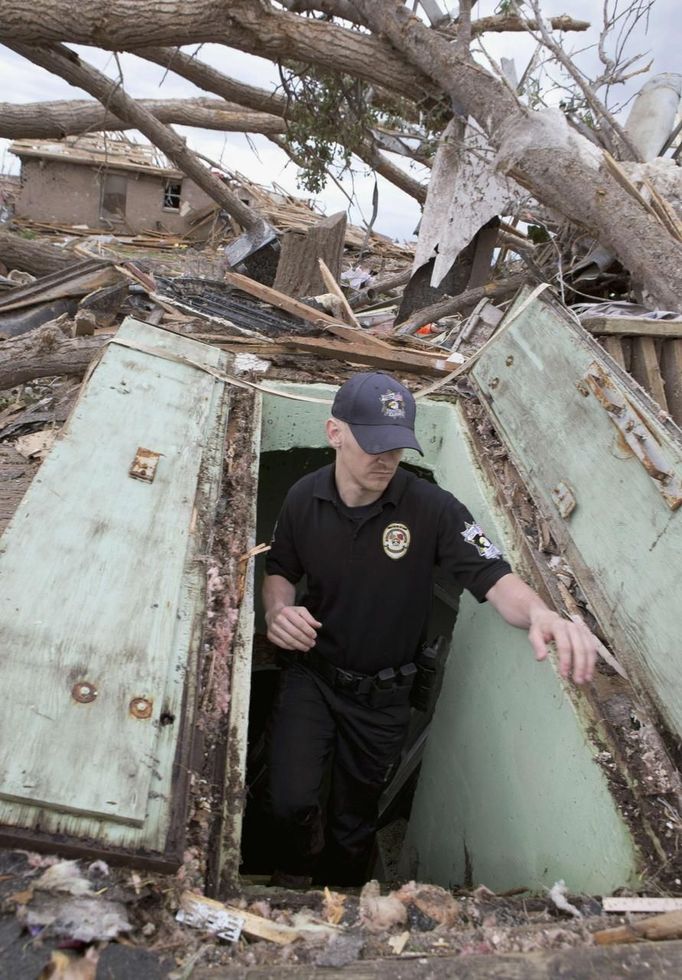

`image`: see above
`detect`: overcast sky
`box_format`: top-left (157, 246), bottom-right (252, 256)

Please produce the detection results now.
top-left (0, 0), bottom-right (678, 240)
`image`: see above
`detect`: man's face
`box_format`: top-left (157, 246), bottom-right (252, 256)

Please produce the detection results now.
top-left (327, 418), bottom-right (403, 497)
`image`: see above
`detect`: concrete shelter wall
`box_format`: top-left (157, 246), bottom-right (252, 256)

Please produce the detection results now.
top-left (259, 383), bottom-right (639, 893)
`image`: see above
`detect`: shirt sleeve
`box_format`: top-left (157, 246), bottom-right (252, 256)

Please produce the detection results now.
top-left (436, 493), bottom-right (512, 602)
top-left (265, 493), bottom-right (304, 585)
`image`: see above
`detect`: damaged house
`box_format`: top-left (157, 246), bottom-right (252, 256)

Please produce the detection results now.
top-left (9, 135), bottom-right (219, 235)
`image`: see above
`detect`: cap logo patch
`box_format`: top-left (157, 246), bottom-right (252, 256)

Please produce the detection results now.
top-left (461, 521), bottom-right (502, 560)
top-left (380, 391), bottom-right (406, 419)
top-left (383, 522), bottom-right (410, 560)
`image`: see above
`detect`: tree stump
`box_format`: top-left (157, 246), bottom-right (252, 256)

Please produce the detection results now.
top-left (273, 211), bottom-right (347, 299)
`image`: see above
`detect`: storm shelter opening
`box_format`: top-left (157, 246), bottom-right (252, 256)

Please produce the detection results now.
top-left (240, 448), bottom-right (460, 880)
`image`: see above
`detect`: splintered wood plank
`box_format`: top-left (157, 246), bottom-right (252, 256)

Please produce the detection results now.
top-left (583, 316), bottom-right (682, 338)
top-left (661, 338), bottom-right (682, 427)
top-left (0, 318), bottom-right (228, 829)
top-left (471, 291), bottom-right (682, 737)
top-left (630, 336), bottom-right (668, 411)
top-left (279, 335), bottom-right (451, 375)
top-left (0, 445), bottom-right (38, 535)
top-left (600, 335), bottom-right (626, 369)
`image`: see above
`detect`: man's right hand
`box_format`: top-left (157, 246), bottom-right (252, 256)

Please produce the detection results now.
top-left (265, 605), bottom-right (321, 652)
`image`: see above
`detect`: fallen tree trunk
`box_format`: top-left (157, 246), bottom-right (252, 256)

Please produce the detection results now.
top-left (3, 1), bottom-right (682, 306)
top-left (0, 230), bottom-right (78, 276)
top-left (353, 0), bottom-right (682, 311)
top-left (0, 1), bottom-right (435, 102)
top-left (0, 321), bottom-right (105, 390)
top-left (0, 96), bottom-right (286, 139)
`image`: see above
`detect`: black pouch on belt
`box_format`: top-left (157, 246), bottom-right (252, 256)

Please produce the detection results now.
top-left (410, 635), bottom-right (448, 712)
top-left (368, 667), bottom-right (398, 707)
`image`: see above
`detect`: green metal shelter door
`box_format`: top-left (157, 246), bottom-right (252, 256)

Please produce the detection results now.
top-left (0, 318), bottom-right (231, 861)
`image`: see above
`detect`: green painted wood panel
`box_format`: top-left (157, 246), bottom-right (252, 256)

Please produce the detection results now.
top-left (0, 319), bottom-right (229, 841)
top-left (471, 292), bottom-right (682, 737)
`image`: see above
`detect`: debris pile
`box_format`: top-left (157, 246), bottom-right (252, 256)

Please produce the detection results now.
top-left (4, 851), bottom-right (682, 976)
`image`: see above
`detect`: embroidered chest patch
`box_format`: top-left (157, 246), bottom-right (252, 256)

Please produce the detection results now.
top-left (461, 521), bottom-right (502, 560)
top-left (382, 522), bottom-right (410, 559)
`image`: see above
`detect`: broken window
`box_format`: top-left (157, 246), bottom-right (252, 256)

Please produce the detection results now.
top-left (100, 173), bottom-right (127, 223)
top-left (163, 180), bottom-right (182, 211)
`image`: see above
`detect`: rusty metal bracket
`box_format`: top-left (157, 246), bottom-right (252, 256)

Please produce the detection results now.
top-left (129, 447), bottom-right (162, 483)
top-left (551, 481), bottom-right (577, 519)
top-left (584, 362), bottom-right (682, 511)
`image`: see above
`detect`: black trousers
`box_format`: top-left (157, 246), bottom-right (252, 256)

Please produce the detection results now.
top-left (267, 660), bottom-right (411, 886)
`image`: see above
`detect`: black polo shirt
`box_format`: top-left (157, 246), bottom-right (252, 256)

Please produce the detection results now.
top-left (265, 464), bottom-right (512, 674)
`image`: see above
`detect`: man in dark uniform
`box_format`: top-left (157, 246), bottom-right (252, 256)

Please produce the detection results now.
top-left (263, 372), bottom-right (597, 886)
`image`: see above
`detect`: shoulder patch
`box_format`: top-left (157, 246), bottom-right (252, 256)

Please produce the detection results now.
top-left (461, 521), bottom-right (502, 560)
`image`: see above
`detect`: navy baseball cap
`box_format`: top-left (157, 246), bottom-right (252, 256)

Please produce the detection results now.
top-left (331, 372), bottom-right (423, 455)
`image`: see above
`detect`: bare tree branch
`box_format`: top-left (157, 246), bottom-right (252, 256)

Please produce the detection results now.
top-left (445, 14), bottom-right (592, 36)
top-left (456, 0), bottom-right (473, 54)
top-left (138, 46), bottom-right (288, 117)
top-left (520, 0), bottom-right (643, 160)
top-left (0, 97), bottom-right (286, 139)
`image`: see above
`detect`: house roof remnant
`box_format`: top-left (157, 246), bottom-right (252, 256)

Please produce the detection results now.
top-left (9, 133), bottom-right (185, 179)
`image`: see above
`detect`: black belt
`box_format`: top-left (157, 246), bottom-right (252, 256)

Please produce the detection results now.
top-left (304, 648), bottom-right (417, 696)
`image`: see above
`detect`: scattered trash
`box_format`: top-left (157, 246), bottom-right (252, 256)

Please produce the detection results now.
top-left (359, 880), bottom-right (408, 933)
top-left (387, 930), bottom-right (410, 955)
top-left (176, 892), bottom-right (244, 943)
top-left (37, 947), bottom-right (99, 980)
top-left (14, 427), bottom-right (56, 460)
top-left (394, 881), bottom-right (461, 927)
top-left (21, 895), bottom-right (132, 942)
top-left (34, 861), bottom-right (93, 897)
top-left (548, 880), bottom-right (582, 919)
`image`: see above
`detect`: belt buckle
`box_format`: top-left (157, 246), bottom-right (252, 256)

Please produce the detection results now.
top-left (335, 668), bottom-right (356, 690)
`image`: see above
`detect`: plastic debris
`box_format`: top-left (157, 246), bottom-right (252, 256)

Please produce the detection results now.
top-left (359, 879), bottom-right (408, 933)
top-left (548, 880), bottom-right (582, 918)
top-left (35, 861), bottom-right (93, 897)
top-left (23, 895), bottom-right (132, 942)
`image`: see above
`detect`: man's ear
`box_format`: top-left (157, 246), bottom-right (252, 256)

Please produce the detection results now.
top-left (326, 417), bottom-right (343, 449)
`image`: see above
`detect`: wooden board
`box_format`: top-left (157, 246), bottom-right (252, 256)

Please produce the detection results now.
top-left (0, 318), bottom-right (230, 858)
top-left (599, 335), bottom-right (626, 369)
top-left (471, 291), bottom-right (682, 737)
top-left (630, 336), bottom-right (668, 411)
top-left (0, 444), bottom-right (38, 536)
top-left (280, 336), bottom-right (452, 375)
top-left (583, 316), bottom-right (682, 338)
top-left (661, 338), bottom-right (682, 427)
top-left (193, 939), bottom-right (682, 979)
